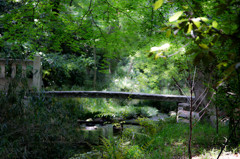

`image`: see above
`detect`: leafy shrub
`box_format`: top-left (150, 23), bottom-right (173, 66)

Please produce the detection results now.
top-left (126, 145), bottom-right (144, 159)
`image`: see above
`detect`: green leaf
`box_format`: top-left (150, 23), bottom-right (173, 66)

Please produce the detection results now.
top-left (154, 53), bottom-right (161, 59)
top-left (153, 0), bottom-right (164, 10)
top-left (169, 11), bottom-right (184, 22)
top-left (161, 26), bottom-right (169, 31)
top-left (217, 62), bottom-right (228, 69)
top-left (199, 44), bottom-right (209, 49)
top-left (166, 29), bottom-right (171, 37)
top-left (212, 21), bottom-right (218, 28)
top-left (187, 23), bottom-right (193, 34)
top-left (192, 18), bottom-right (201, 28)
top-left (182, 6), bottom-right (188, 9)
top-left (200, 17), bottom-right (209, 22)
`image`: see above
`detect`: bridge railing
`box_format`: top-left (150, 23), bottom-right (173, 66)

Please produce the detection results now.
top-left (0, 55), bottom-right (41, 91)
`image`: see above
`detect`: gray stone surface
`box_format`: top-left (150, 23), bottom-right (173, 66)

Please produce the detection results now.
top-left (177, 110), bottom-right (200, 123)
top-left (178, 103), bottom-right (190, 107)
top-left (44, 91), bottom-right (193, 102)
top-left (149, 113), bottom-right (169, 121)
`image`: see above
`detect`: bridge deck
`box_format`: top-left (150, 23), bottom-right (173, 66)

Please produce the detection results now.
top-left (43, 91), bottom-right (192, 103)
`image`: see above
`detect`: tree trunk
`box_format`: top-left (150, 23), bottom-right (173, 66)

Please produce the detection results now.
top-left (188, 86), bottom-right (193, 159)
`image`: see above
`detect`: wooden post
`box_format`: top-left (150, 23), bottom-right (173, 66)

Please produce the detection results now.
top-left (11, 63), bottom-right (16, 78)
top-left (0, 63), bottom-right (5, 78)
top-left (33, 55), bottom-right (41, 91)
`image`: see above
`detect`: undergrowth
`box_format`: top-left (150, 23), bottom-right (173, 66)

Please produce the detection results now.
top-left (72, 117), bottom-right (233, 159)
top-left (0, 81), bottom-right (236, 159)
top-left (0, 80), bottom-right (86, 159)
top-left (0, 81), bottom-right (160, 159)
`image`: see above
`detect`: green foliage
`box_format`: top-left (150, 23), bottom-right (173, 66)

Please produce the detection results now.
top-left (0, 83), bottom-right (87, 158)
top-left (192, 123), bottom-right (228, 148)
top-left (92, 136), bottom-right (148, 159)
top-left (1, 0), bottom-right (240, 158)
top-left (153, 0), bottom-right (164, 10)
top-left (169, 11), bottom-right (184, 22)
top-left (99, 137), bottom-right (126, 159)
top-left (126, 145), bottom-right (144, 159)
top-left (137, 117), bottom-right (158, 136)
top-left (42, 53), bottom-right (94, 88)
top-left (73, 98), bottom-right (159, 120)
top-left (159, 0), bottom-right (240, 83)
top-left (119, 118), bottom-right (229, 158)
top-left (151, 0), bottom-right (240, 149)
top-left (109, 49), bottom-right (188, 95)
top-left (214, 78), bottom-right (240, 144)
top-left (1, 82), bottom-right (230, 159)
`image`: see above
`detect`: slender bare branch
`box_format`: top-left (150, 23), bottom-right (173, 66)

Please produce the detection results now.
top-left (193, 87), bottom-right (208, 106)
top-left (80, 0), bottom-right (93, 26)
top-left (217, 119), bottom-right (240, 159)
top-left (188, 76), bottom-right (194, 159)
top-left (104, 0), bottom-right (136, 23)
top-left (172, 77), bottom-right (184, 95)
top-left (198, 93), bottom-right (215, 114)
top-left (194, 89), bottom-right (209, 112)
top-left (193, 111), bottom-right (206, 127)
top-left (192, 66), bottom-right (197, 90)
top-left (91, 13), bottom-right (107, 43)
top-left (172, 80), bottom-right (191, 104)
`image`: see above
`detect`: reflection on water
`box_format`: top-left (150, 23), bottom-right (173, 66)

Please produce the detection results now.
top-left (80, 124), bottom-right (113, 145)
